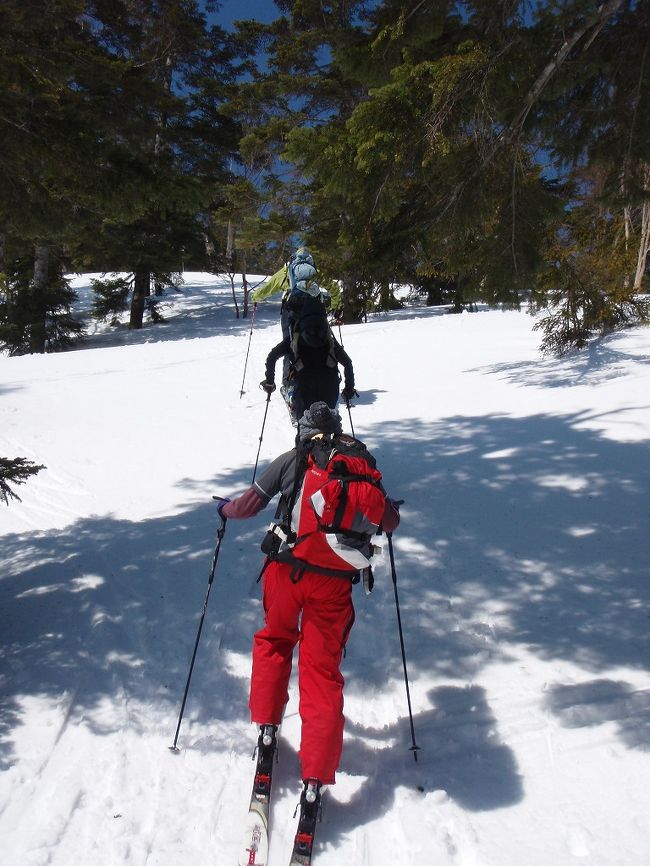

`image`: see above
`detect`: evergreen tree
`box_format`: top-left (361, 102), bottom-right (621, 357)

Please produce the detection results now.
top-left (246, 0), bottom-right (648, 343)
top-left (0, 457), bottom-right (45, 506)
top-left (231, 2), bottom-right (375, 320)
top-left (0, 0), bottom-right (239, 348)
top-left (77, 0), bottom-right (240, 329)
top-left (0, 0), bottom-right (117, 351)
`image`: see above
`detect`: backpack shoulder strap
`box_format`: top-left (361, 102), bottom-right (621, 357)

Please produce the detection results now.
top-left (282, 437), bottom-right (312, 524)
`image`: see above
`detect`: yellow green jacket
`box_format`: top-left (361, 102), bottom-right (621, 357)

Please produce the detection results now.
top-left (252, 267), bottom-right (341, 310)
top-left (252, 265), bottom-right (290, 302)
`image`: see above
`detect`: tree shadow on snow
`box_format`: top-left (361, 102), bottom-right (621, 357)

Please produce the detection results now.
top-left (322, 683), bottom-right (524, 840)
top-left (78, 278), bottom-right (283, 351)
top-left (545, 679), bottom-right (650, 751)
top-left (469, 330), bottom-right (650, 389)
top-left (1, 410), bottom-right (649, 812)
top-left (0, 460), bottom-right (266, 771)
top-left (350, 388), bottom-right (384, 407)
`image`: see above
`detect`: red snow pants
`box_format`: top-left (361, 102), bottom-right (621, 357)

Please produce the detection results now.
top-left (249, 560), bottom-right (355, 785)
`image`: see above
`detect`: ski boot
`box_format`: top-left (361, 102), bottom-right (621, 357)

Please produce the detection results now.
top-left (253, 724), bottom-right (278, 799)
top-left (290, 778), bottom-right (322, 865)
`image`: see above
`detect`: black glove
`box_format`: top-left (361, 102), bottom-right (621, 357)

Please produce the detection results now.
top-left (341, 386), bottom-right (358, 402)
top-left (260, 380), bottom-right (276, 394)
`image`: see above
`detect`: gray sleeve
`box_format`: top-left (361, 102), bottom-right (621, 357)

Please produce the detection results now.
top-left (253, 449), bottom-right (297, 503)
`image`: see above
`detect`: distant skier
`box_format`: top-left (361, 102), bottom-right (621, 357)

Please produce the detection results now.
top-left (260, 295), bottom-right (356, 420)
top-left (216, 402), bottom-right (401, 799)
top-left (252, 246), bottom-right (341, 341)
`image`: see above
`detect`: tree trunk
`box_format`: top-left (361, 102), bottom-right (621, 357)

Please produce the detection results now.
top-left (633, 199), bottom-right (650, 291)
top-left (241, 252), bottom-right (249, 318)
top-left (226, 219), bottom-right (235, 272)
top-left (130, 268), bottom-right (150, 329)
top-left (378, 281), bottom-right (401, 311)
top-left (229, 272), bottom-right (240, 318)
top-left (29, 244), bottom-right (49, 353)
top-left (452, 276), bottom-right (465, 313)
top-left (426, 282), bottom-right (444, 305)
top-left (0, 230), bottom-right (7, 307)
top-left (341, 277), bottom-right (365, 323)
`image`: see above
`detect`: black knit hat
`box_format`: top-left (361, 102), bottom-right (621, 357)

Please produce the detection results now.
top-left (298, 402), bottom-right (343, 441)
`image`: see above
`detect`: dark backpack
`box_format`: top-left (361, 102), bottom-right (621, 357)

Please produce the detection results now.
top-left (288, 293), bottom-right (338, 368)
top-left (270, 434), bottom-right (386, 581)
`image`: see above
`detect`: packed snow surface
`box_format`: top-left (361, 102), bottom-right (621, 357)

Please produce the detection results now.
top-left (1, 273), bottom-right (649, 865)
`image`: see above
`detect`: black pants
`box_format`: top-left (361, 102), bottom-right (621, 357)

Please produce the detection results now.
top-left (292, 369), bottom-right (340, 419)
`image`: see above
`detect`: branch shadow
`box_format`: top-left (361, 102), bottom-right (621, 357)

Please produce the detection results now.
top-left (1, 410), bottom-right (649, 832)
top-left (75, 275), bottom-right (283, 350)
top-left (470, 329), bottom-right (650, 389)
top-left (545, 680), bottom-right (650, 751)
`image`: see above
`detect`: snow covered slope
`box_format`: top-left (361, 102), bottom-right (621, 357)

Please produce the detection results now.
top-left (1, 273), bottom-right (649, 865)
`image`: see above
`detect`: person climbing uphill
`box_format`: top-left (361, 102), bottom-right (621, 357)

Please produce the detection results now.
top-left (260, 294), bottom-right (356, 421)
top-left (216, 402), bottom-right (401, 800)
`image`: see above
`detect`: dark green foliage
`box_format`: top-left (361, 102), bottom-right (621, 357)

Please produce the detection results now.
top-left (90, 277), bottom-right (131, 322)
top-left (2, 1), bottom-right (649, 350)
top-left (233, 0), bottom-right (649, 345)
top-left (0, 0), bottom-right (240, 339)
top-left (533, 292), bottom-right (650, 356)
top-left (531, 197), bottom-right (650, 354)
top-left (0, 251), bottom-right (83, 355)
top-left (0, 457), bottom-right (46, 506)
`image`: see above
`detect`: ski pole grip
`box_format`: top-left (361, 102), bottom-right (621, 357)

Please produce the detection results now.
top-left (212, 495), bottom-right (229, 528)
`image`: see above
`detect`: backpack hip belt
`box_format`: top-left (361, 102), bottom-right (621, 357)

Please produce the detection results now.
top-left (274, 547), bottom-right (367, 584)
top-left (260, 521), bottom-right (296, 557)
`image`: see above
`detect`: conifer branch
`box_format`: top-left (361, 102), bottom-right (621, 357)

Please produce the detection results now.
top-left (0, 458), bottom-right (45, 506)
top-left (438, 0), bottom-right (625, 220)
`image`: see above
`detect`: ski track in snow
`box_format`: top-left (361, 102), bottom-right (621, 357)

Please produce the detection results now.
top-left (1, 273), bottom-right (650, 865)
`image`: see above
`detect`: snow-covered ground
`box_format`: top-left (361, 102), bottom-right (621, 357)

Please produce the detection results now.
top-left (1, 273), bottom-right (649, 866)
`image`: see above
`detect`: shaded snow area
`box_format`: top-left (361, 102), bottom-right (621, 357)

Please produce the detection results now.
top-left (1, 273), bottom-right (650, 866)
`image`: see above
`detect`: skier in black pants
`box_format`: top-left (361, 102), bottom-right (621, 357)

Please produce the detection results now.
top-left (260, 310), bottom-right (356, 420)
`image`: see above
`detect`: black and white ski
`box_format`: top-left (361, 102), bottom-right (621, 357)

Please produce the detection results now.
top-left (279, 384), bottom-right (298, 427)
top-left (288, 779), bottom-right (322, 866)
top-left (239, 725), bottom-right (278, 866)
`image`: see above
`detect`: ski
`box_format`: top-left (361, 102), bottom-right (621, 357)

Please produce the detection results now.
top-left (288, 779), bottom-right (322, 866)
top-left (280, 384), bottom-right (298, 427)
top-left (239, 725), bottom-right (278, 866)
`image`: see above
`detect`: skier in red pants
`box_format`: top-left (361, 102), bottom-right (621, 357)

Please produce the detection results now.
top-left (217, 402), bottom-right (400, 791)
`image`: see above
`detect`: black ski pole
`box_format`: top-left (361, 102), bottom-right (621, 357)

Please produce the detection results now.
top-left (239, 301), bottom-right (258, 398)
top-left (386, 531), bottom-right (421, 762)
top-left (251, 388), bottom-right (272, 484)
top-left (169, 504), bottom-right (227, 752)
top-left (345, 397), bottom-right (355, 438)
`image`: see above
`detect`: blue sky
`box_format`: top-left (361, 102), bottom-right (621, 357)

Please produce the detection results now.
top-left (206, 0), bottom-right (279, 29)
